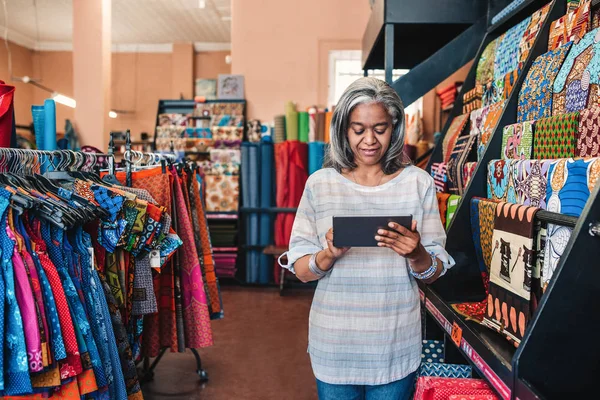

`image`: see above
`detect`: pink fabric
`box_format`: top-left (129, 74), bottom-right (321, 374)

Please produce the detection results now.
top-left (415, 377), bottom-right (497, 400)
top-left (21, 250), bottom-right (50, 357)
top-left (7, 226), bottom-right (43, 372)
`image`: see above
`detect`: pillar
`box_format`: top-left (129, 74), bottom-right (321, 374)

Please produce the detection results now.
top-left (72, 0), bottom-right (111, 151)
top-left (171, 43), bottom-right (194, 99)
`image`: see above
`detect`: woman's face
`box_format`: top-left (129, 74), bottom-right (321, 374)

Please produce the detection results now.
top-left (347, 102), bottom-right (393, 167)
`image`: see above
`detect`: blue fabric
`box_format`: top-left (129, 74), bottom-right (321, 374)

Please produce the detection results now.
top-left (316, 372), bottom-right (416, 400)
top-left (43, 99), bottom-right (57, 151)
top-left (308, 142), bottom-right (326, 175)
top-left (546, 158), bottom-right (595, 218)
top-left (418, 362), bottom-right (472, 378)
top-left (0, 188), bottom-right (32, 396)
top-left (259, 140), bottom-right (274, 283)
top-left (242, 142), bottom-right (261, 282)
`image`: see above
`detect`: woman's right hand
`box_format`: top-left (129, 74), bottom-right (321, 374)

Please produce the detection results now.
top-left (325, 228), bottom-right (350, 259)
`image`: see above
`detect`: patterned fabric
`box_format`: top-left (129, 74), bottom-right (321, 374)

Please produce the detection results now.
top-left (542, 223), bottom-right (572, 292)
top-left (436, 193), bottom-right (451, 228)
top-left (484, 202), bottom-right (539, 344)
top-left (546, 158), bottom-right (600, 217)
top-left (494, 16), bottom-right (532, 81)
top-left (479, 101), bottom-right (506, 160)
top-left (553, 28), bottom-right (600, 116)
top-left (447, 135), bottom-right (477, 195)
top-left (487, 159), bottom-right (518, 203)
top-left (446, 195), bottom-right (461, 229)
top-left (421, 340), bottom-right (444, 363)
top-left (462, 162), bottom-right (477, 189)
top-left (503, 70), bottom-right (519, 99)
top-left (514, 159), bottom-right (555, 209)
top-left (482, 79), bottom-right (504, 107)
top-left (519, 4), bottom-right (551, 69)
top-left (469, 106), bottom-right (488, 138)
top-left (415, 377), bottom-right (496, 399)
top-left (448, 396), bottom-right (499, 400)
top-left (533, 112), bottom-right (579, 159)
top-left (204, 174), bottom-right (239, 212)
top-left (501, 121), bottom-right (534, 159)
top-left (442, 114), bottom-right (469, 163)
top-left (577, 106), bottom-right (600, 156)
top-left (419, 363), bottom-right (472, 378)
top-left (518, 43), bottom-right (572, 122)
top-left (593, 4), bottom-right (600, 29)
top-left (91, 185), bottom-right (125, 222)
top-left (548, 0), bottom-right (591, 51)
top-left (476, 39), bottom-right (498, 86)
top-left (431, 162), bottom-right (448, 193)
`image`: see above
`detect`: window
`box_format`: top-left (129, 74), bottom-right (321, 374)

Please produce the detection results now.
top-left (328, 50), bottom-right (422, 116)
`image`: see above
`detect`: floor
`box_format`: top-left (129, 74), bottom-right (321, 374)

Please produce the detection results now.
top-left (141, 286), bottom-right (318, 400)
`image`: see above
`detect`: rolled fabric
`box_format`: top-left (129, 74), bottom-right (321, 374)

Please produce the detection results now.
top-left (324, 111), bottom-right (333, 143)
top-left (0, 80), bottom-right (15, 147)
top-left (274, 114), bottom-right (286, 143)
top-left (298, 111), bottom-right (309, 143)
top-left (308, 141), bottom-right (326, 175)
top-left (316, 111), bottom-right (325, 142)
top-left (308, 107), bottom-right (317, 142)
top-left (259, 139), bottom-right (274, 283)
top-left (43, 99), bottom-right (57, 150)
top-left (32, 105), bottom-right (45, 150)
top-left (285, 101), bottom-right (298, 140)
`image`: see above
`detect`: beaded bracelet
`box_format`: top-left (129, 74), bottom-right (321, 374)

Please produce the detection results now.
top-left (308, 252), bottom-right (328, 278)
top-left (409, 252), bottom-right (438, 280)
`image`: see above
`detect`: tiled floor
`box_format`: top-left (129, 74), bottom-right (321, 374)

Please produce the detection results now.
top-left (141, 286), bottom-right (317, 400)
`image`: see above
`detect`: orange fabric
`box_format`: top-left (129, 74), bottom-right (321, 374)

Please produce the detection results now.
top-left (77, 368), bottom-right (98, 395)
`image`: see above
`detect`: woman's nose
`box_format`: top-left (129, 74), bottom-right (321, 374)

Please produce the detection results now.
top-left (364, 130), bottom-right (377, 144)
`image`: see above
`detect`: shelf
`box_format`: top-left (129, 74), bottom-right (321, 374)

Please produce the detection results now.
top-left (423, 286), bottom-right (515, 400)
top-left (240, 207), bottom-right (297, 214)
top-left (488, 0), bottom-right (539, 34)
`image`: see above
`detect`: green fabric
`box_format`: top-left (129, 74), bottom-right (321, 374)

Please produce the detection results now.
top-left (446, 195), bottom-right (461, 229)
top-left (298, 111), bottom-right (309, 143)
top-left (285, 101), bottom-right (298, 141)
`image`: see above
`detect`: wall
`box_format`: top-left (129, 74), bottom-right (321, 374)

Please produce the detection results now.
top-left (231, 0), bottom-right (370, 120)
top-left (0, 41), bottom-right (34, 127)
top-left (195, 50), bottom-right (231, 82)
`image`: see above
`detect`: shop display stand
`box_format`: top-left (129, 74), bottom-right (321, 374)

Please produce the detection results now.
top-left (374, 0), bottom-right (600, 398)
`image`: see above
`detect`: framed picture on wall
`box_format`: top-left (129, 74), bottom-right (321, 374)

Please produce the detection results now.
top-left (217, 74), bottom-right (245, 100)
top-left (195, 79), bottom-right (217, 99)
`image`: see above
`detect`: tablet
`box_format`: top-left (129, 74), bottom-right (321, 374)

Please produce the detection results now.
top-left (333, 215), bottom-right (413, 248)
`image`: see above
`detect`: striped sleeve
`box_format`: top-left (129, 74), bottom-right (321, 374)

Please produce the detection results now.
top-left (421, 180), bottom-right (455, 272)
top-left (279, 182), bottom-right (323, 275)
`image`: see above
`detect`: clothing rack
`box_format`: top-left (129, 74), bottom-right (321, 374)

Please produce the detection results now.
top-left (0, 147), bottom-right (112, 174)
top-left (109, 133), bottom-right (210, 383)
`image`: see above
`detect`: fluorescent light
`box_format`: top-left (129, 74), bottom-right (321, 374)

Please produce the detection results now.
top-left (199, 0), bottom-right (206, 8)
top-left (109, 111), bottom-right (118, 119)
top-left (51, 92), bottom-right (76, 108)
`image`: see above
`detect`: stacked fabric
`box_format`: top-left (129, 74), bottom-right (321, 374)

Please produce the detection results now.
top-left (437, 83), bottom-right (460, 110)
top-left (462, 85), bottom-right (483, 114)
top-left (414, 377), bottom-right (498, 399)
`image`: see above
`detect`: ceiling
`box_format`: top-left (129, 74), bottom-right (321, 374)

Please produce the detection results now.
top-left (0, 0), bottom-right (231, 50)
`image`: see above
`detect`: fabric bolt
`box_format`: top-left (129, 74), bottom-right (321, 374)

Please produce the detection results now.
top-left (421, 340), bottom-right (445, 363)
top-left (418, 363), bottom-right (472, 379)
top-left (436, 193), bottom-right (451, 228)
top-left (519, 4), bottom-right (551, 68)
top-left (462, 162), bottom-right (477, 189)
top-left (533, 112), bottom-right (580, 159)
top-left (282, 167), bottom-right (453, 385)
top-left (446, 195), bottom-right (461, 230)
top-left (476, 39), bottom-right (498, 86)
top-left (503, 70), bottom-right (519, 99)
top-left (485, 202), bottom-right (539, 343)
top-left (546, 158), bottom-right (600, 217)
top-left (501, 121), bottom-right (534, 159)
top-left (577, 106), bottom-right (600, 156)
top-left (494, 16), bottom-right (532, 82)
top-left (431, 162), bottom-right (448, 193)
top-left (514, 159), bottom-right (554, 209)
top-left (472, 198), bottom-right (499, 275)
top-left (553, 28), bottom-right (600, 116)
top-left (442, 113), bottom-right (469, 163)
top-left (447, 135), bottom-right (477, 195)
top-left (469, 106), bottom-right (489, 138)
top-left (542, 223), bottom-right (572, 291)
top-left (204, 174), bottom-right (239, 212)
top-left (482, 79), bottom-right (504, 107)
top-left (518, 43), bottom-right (572, 122)
top-left (479, 101), bottom-right (506, 160)
top-left (414, 377), bottom-right (496, 400)
top-left (548, 0), bottom-right (591, 51)
top-left (487, 159), bottom-right (518, 203)
top-left (448, 396), bottom-right (499, 400)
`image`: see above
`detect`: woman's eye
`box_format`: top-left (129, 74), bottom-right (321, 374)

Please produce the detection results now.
top-left (353, 130), bottom-right (364, 135)
top-left (375, 130), bottom-right (386, 135)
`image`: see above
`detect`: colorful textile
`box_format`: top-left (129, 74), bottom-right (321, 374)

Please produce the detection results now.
top-left (447, 135), bottom-right (477, 195)
top-left (421, 340), bottom-right (445, 363)
top-left (482, 79), bottom-right (504, 107)
top-left (501, 121), bottom-right (534, 159)
top-left (419, 363), bottom-right (472, 378)
top-left (577, 106), bottom-right (600, 156)
top-left (469, 106), bottom-right (488, 138)
top-left (446, 195), bottom-right (461, 229)
top-left (487, 159), bottom-right (518, 203)
top-left (532, 112), bottom-right (579, 159)
top-left (548, 0), bottom-right (591, 51)
top-left (476, 39), bottom-right (498, 86)
top-left (448, 396), bottom-right (499, 400)
top-left (514, 159), bottom-right (555, 209)
top-left (479, 101), bottom-right (506, 160)
top-left (462, 162), bottom-right (477, 188)
top-left (518, 43), bottom-right (572, 122)
top-left (553, 28), bottom-right (600, 115)
top-left (442, 114), bottom-right (469, 163)
top-left (519, 4), bottom-right (552, 69)
top-left (542, 223), bottom-right (572, 292)
top-left (494, 16), bottom-right (532, 81)
top-left (431, 162), bottom-right (449, 193)
top-left (546, 158), bottom-right (600, 217)
top-left (436, 193), bottom-right (451, 228)
top-left (484, 202), bottom-right (539, 344)
top-left (415, 377), bottom-right (496, 400)
top-left (503, 70), bottom-right (519, 99)
top-left (204, 174), bottom-right (239, 212)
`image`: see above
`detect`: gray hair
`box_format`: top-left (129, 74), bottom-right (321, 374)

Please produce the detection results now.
top-left (324, 77), bottom-right (409, 174)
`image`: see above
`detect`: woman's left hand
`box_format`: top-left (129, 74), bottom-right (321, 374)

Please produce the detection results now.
top-left (375, 220), bottom-right (428, 263)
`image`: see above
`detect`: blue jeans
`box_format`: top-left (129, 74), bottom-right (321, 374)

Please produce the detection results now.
top-left (316, 372), bottom-right (416, 400)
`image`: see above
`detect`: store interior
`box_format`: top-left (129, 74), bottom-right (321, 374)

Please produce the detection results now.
top-left (0, 0), bottom-right (599, 399)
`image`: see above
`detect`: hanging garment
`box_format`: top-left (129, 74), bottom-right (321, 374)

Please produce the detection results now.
top-left (501, 120), bottom-right (534, 159)
top-left (533, 112), bottom-right (580, 159)
top-left (442, 114), bottom-right (469, 163)
top-left (487, 159), bottom-right (518, 203)
top-left (484, 202), bottom-right (539, 344)
top-left (577, 106), bottom-right (600, 156)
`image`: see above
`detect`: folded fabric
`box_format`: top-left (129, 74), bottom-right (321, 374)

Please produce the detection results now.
top-left (479, 101), bottom-right (506, 160)
top-left (548, 0), bottom-right (591, 51)
top-left (519, 4), bottom-right (552, 69)
top-left (431, 162), bottom-right (449, 192)
top-left (494, 16), bottom-right (532, 82)
top-left (533, 112), bottom-right (579, 159)
top-left (546, 158), bottom-right (600, 217)
top-left (448, 395), bottom-right (499, 400)
top-left (446, 195), bottom-right (461, 229)
top-left (553, 28), bottom-right (600, 115)
top-left (487, 159), bottom-right (518, 203)
top-left (577, 106), bottom-right (600, 156)
top-left (443, 114), bottom-right (470, 163)
top-left (514, 159), bottom-right (555, 209)
top-left (503, 70), bottom-right (519, 99)
top-left (211, 126), bottom-right (244, 142)
top-left (476, 39), bottom-right (499, 87)
top-left (482, 78), bottom-right (504, 107)
top-left (518, 43), bottom-right (572, 122)
top-left (436, 192), bottom-right (451, 228)
top-left (469, 106), bottom-right (488, 138)
top-left (542, 223), bottom-right (572, 292)
top-left (419, 363), bottom-right (472, 379)
top-left (414, 377), bottom-right (496, 400)
top-left (447, 135), bottom-right (478, 195)
top-left (204, 175), bottom-right (239, 212)
top-left (471, 198), bottom-right (499, 274)
top-left (462, 162), bottom-right (477, 188)
top-left (484, 202), bottom-right (539, 344)
top-left (210, 149), bottom-right (241, 163)
top-left (501, 121), bottom-right (534, 159)
top-left (421, 340), bottom-right (445, 363)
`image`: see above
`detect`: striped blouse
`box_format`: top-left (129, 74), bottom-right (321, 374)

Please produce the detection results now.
top-left (281, 167), bottom-right (454, 385)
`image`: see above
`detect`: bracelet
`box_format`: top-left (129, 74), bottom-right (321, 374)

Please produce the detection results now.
top-left (409, 252), bottom-right (438, 280)
top-left (309, 251), bottom-right (329, 278)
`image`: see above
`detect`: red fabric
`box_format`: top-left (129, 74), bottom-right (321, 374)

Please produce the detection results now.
top-left (274, 141), bottom-right (308, 282)
top-left (449, 395), bottom-right (499, 400)
top-left (414, 377), bottom-right (497, 400)
top-left (0, 80), bottom-right (15, 147)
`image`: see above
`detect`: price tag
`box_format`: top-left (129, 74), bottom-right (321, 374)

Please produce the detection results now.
top-left (451, 322), bottom-right (463, 347)
top-left (88, 248), bottom-right (95, 269)
top-left (150, 250), bottom-right (161, 270)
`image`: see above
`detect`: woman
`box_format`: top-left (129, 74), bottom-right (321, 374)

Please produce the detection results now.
top-left (280, 77), bottom-right (454, 400)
